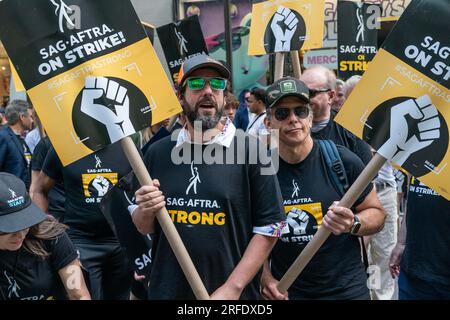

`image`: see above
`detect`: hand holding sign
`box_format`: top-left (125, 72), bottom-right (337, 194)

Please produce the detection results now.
top-left (81, 77), bottom-right (136, 144)
top-left (271, 6), bottom-right (298, 52)
top-left (378, 95), bottom-right (441, 166)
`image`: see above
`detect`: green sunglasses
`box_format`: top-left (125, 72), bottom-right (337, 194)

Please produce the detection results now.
top-left (184, 77), bottom-right (228, 91)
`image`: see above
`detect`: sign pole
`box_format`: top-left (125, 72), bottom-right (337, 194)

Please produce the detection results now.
top-left (120, 137), bottom-right (210, 300)
top-left (290, 51), bottom-right (302, 78)
top-left (277, 153), bottom-right (387, 292)
top-left (274, 52), bottom-right (285, 81)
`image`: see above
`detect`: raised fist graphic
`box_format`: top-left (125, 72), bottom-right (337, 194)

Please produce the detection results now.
top-left (378, 95), bottom-right (441, 166)
top-left (287, 207), bottom-right (309, 235)
top-left (80, 77), bottom-right (136, 144)
top-left (92, 175), bottom-right (111, 197)
top-left (271, 6), bottom-right (299, 52)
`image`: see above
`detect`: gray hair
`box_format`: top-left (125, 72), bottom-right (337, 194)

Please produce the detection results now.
top-left (336, 79), bottom-right (345, 87)
top-left (344, 75), bottom-right (362, 98)
top-left (5, 100), bottom-right (32, 126)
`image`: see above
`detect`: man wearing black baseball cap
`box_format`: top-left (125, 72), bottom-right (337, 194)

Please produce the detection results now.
top-left (131, 55), bottom-right (286, 299)
top-left (0, 172), bottom-right (46, 233)
top-left (261, 77), bottom-right (384, 300)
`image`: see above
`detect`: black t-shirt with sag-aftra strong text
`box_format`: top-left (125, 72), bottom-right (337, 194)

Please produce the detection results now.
top-left (144, 136), bottom-right (285, 300)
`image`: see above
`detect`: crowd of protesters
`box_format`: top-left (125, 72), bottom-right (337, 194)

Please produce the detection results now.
top-left (0, 54), bottom-right (448, 301)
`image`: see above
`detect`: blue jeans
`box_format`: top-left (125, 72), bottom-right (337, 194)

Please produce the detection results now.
top-left (399, 271), bottom-right (450, 300)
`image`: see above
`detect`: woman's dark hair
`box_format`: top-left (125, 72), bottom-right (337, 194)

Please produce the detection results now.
top-left (23, 218), bottom-right (68, 258)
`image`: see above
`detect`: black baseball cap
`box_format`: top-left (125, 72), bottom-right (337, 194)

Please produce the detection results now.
top-left (266, 77), bottom-right (310, 108)
top-left (0, 173), bottom-right (47, 233)
top-left (177, 54), bottom-right (231, 86)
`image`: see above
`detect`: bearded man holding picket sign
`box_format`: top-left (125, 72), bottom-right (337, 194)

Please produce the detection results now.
top-left (131, 54), bottom-right (286, 299)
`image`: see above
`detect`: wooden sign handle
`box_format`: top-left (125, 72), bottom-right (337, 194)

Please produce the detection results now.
top-left (274, 52), bottom-right (285, 81)
top-left (120, 137), bottom-right (210, 300)
top-left (277, 153), bottom-right (387, 292)
top-left (290, 51), bottom-right (302, 78)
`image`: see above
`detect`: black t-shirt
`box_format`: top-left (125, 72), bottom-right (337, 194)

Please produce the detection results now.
top-left (42, 142), bottom-right (131, 239)
top-left (312, 116), bottom-right (373, 165)
top-left (401, 177), bottom-right (450, 286)
top-left (32, 137), bottom-right (65, 219)
top-left (271, 141), bottom-right (373, 299)
top-left (0, 233), bottom-right (77, 300)
top-left (144, 136), bottom-right (285, 299)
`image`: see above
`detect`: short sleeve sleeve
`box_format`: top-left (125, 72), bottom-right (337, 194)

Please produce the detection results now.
top-left (49, 232), bottom-right (78, 271)
top-left (42, 147), bottom-right (64, 181)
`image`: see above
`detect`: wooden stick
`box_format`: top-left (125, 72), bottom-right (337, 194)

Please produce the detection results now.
top-left (290, 51), bottom-right (302, 78)
top-left (274, 53), bottom-right (285, 81)
top-left (120, 137), bottom-right (210, 300)
top-left (277, 153), bottom-right (387, 292)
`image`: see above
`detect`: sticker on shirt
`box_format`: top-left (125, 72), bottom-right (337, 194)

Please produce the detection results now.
top-left (281, 203), bottom-right (323, 245)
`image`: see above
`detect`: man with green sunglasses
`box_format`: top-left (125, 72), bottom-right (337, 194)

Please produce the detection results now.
top-left (131, 55), bottom-right (286, 300)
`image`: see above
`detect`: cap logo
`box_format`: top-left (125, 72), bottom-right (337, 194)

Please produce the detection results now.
top-left (6, 188), bottom-right (25, 208)
top-left (8, 189), bottom-right (17, 199)
top-left (280, 80), bottom-right (297, 94)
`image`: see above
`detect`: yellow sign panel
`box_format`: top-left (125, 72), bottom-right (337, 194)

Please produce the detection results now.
top-left (336, 49), bottom-right (450, 199)
top-left (27, 39), bottom-right (181, 166)
top-left (248, 0), bottom-right (324, 55)
top-left (9, 61), bottom-right (25, 92)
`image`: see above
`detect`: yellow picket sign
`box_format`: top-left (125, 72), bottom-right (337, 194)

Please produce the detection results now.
top-left (248, 0), bottom-right (324, 56)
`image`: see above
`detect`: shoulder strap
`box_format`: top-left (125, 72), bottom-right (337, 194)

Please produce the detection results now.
top-left (318, 140), bottom-right (369, 273)
top-left (318, 139), bottom-right (349, 196)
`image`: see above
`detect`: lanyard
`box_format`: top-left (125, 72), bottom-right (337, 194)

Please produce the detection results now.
top-left (246, 112), bottom-right (266, 132)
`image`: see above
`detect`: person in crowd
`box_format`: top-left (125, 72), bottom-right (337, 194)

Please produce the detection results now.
top-left (260, 77), bottom-right (385, 300)
top-left (0, 100), bottom-right (33, 189)
top-left (234, 89), bottom-right (252, 131)
top-left (300, 66), bottom-right (372, 165)
top-left (0, 173), bottom-right (90, 300)
top-left (245, 88), bottom-right (268, 138)
top-left (331, 79), bottom-right (346, 112)
top-left (0, 107), bottom-right (7, 131)
top-left (131, 54), bottom-right (286, 299)
top-left (390, 177), bottom-right (450, 299)
top-left (30, 142), bottom-right (133, 300)
top-left (25, 109), bottom-right (44, 154)
top-left (344, 75), bottom-right (362, 99)
top-left (30, 137), bottom-right (65, 221)
top-left (224, 93), bottom-right (239, 122)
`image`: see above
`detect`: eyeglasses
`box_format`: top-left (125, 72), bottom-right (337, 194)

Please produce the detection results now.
top-left (273, 105), bottom-right (310, 121)
top-left (309, 88), bottom-right (331, 98)
top-left (183, 77), bottom-right (227, 91)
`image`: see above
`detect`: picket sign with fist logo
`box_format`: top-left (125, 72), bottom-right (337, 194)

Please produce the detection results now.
top-left (377, 95), bottom-right (441, 166)
top-left (81, 77), bottom-right (136, 144)
top-left (271, 6), bottom-right (299, 52)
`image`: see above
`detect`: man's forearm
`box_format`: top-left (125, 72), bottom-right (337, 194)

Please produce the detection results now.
top-left (355, 207), bottom-right (385, 236)
top-left (224, 234), bottom-right (278, 294)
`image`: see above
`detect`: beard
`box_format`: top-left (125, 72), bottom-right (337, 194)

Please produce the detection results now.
top-left (184, 97), bottom-right (224, 131)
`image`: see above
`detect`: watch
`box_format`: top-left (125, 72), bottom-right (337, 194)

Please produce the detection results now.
top-left (350, 214), bottom-right (361, 235)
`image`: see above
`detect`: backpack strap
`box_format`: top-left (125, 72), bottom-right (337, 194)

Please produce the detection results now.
top-left (318, 139), bottom-right (349, 196)
top-left (318, 139), bottom-right (369, 273)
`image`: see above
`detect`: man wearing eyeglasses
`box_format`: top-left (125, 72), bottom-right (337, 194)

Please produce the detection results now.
top-left (261, 77), bottom-right (385, 300)
top-left (300, 66), bottom-right (372, 165)
top-left (130, 55), bottom-right (286, 300)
